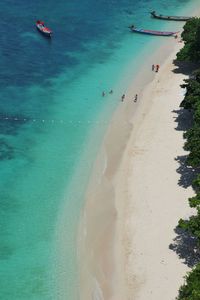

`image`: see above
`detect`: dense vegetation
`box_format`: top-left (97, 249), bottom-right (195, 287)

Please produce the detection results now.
top-left (176, 18), bottom-right (200, 300)
top-left (178, 264), bottom-right (200, 300)
top-left (177, 18), bottom-right (200, 62)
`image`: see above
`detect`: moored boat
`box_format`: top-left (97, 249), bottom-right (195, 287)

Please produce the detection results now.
top-left (129, 25), bottom-right (177, 36)
top-left (150, 11), bottom-right (192, 21)
top-left (36, 20), bottom-right (52, 37)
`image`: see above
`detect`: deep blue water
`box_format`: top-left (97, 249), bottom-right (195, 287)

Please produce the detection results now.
top-left (0, 0), bottom-right (198, 299)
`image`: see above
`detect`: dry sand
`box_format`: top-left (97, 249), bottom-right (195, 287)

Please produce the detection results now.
top-left (79, 41), bottom-right (195, 300)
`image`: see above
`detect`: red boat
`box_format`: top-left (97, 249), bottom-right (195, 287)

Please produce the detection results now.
top-left (36, 20), bottom-right (52, 37)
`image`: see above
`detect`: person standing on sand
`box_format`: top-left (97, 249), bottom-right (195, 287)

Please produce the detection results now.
top-left (152, 64), bottom-right (155, 71)
top-left (134, 94), bottom-right (138, 102)
top-left (121, 94), bottom-right (125, 102)
top-left (156, 64), bottom-right (160, 72)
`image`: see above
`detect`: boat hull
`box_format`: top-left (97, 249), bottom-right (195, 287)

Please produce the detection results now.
top-left (130, 27), bottom-right (176, 36)
top-left (151, 11), bottom-right (191, 21)
top-left (36, 23), bottom-right (52, 37)
top-left (36, 27), bottom-right (51, 37)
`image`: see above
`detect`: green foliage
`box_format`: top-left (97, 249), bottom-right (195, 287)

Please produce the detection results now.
top-left (178, 16), bottom-right (200, 241)
top-left (194, 102), bottom-right (200, 123)
top-left (180, 69), bottom-right (200, 167)
top-left (189, 194), bottom-right (200, 208)
top-left (192, 175), bottom-right (200, 192)
top-left (184, 125), bottom-right (200, 167)
top-left (177, 18), bottom-right (200, 300)
top-left (177, 18), bottom-right (200, 62)
top-left (181, 18), bottom-right (200, 43)
top-left (179, 208), bottom-right (200, 244)
top-left (177, 264), bottom-right (200, 300)
top-left (180, 71), bottom-right (200, 109)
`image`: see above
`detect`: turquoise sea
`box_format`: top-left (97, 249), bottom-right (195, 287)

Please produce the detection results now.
top-left (0, 0), bottom-right (198, 299)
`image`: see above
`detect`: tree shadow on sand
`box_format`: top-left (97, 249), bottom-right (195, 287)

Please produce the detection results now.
top-left (169, 226), bottom-right (200, 268)
top-left (172, 60), bottom-right (198, 76)
top-left (172, 108), bottom-right (193, 132)
top-left (175, 155), bottom-right (198, 189)
top-left (169, 62), bottom-right (200, 268)
top-left (172, 109), bottom-right (198, 188)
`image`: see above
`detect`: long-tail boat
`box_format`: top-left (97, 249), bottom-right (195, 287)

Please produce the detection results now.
top-left (129, 25), bottom-right (177, 36)
top-left (150, 11), bottom-right (192, 21)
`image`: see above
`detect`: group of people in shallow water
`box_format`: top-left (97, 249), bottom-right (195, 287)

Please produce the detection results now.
top-left (102, 90), bottom-right (113, 97)
top-left (102, 90), bottom-right (138, 103)
top-left (102, 90), bottom-right (138, 102)
top-left (102, 63), bottom-right (161, 102)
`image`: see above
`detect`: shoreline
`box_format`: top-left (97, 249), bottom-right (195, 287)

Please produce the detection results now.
top-left (78, 5), bottom-right (199, 299)
top-left (78, 39), bottom-right (192, 299)
top-left (113, 47), bottom-right (195, 299)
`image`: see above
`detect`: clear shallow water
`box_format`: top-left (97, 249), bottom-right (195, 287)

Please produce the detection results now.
top-left (0, 0), bottom-right (198, 299)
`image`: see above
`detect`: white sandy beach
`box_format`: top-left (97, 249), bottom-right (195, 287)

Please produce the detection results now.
top-left (79, 40), bottom-right (195, 300)
top-left (113, 44), bottom-right (195, 300)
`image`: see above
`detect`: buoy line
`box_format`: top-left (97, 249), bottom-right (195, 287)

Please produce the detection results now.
top-left (0, 115), bottom-right (109, 125)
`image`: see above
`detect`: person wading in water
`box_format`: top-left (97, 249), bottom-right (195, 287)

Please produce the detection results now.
top-left (121, 94), bottom-right (125, 102)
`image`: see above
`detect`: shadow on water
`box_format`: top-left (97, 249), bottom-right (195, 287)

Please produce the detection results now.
top-left (36, 31), bottom-right (53, 44)
top-left (0, 115), bottom-right (30, 136)
top-left (0, 194), bottom-right (20, 260)
top-left (169, 226), bottom-right (200, 268)
top-left (0, 139), bottom-right (15, 161)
